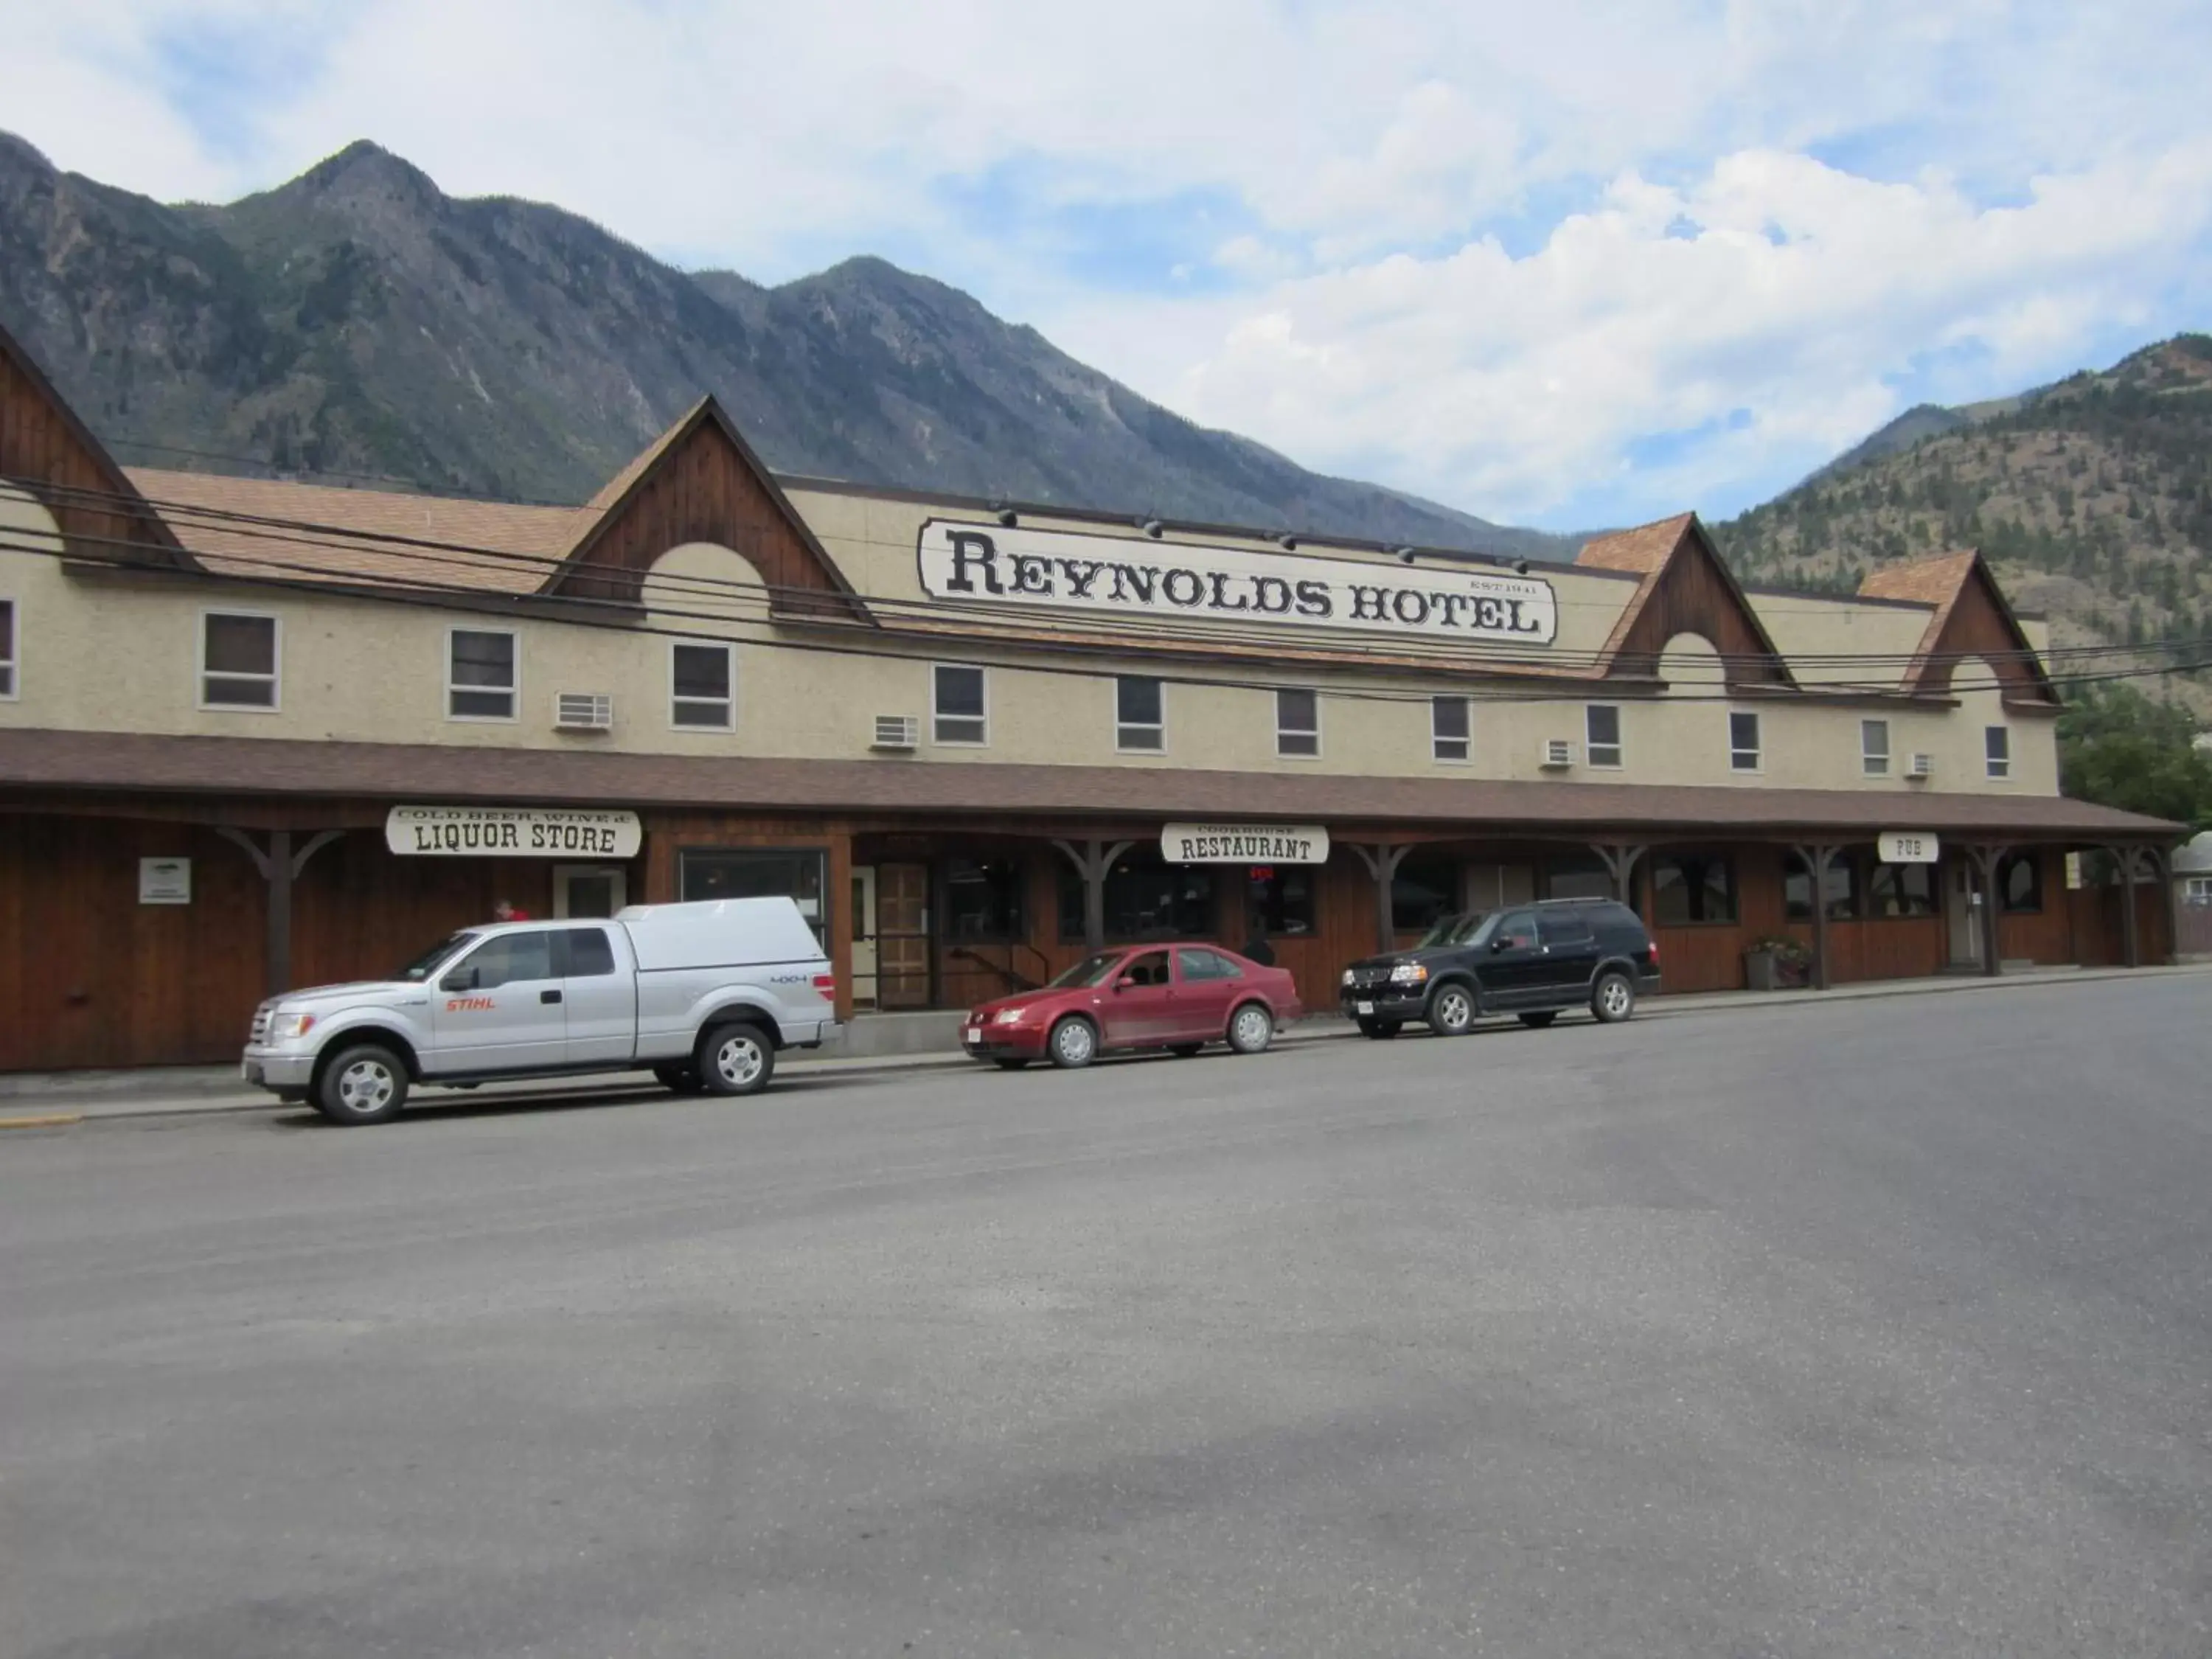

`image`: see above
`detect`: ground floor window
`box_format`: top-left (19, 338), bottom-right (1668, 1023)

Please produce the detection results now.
top-left (1652, 852), bottom-right (1736, 925)
top-left (1543, 855), bottom-right (1617, 903)
top-left (943, 857), bottom-right (1025, 942)
top-left (681, 847), bottom-right (828, 942)
top-left (1784, 851), bottom-right (1859, 920)
top-left (1998, 850), bottom-right (2042, 913)
top-left (1246, 866), bottom-right (1317, 936)
top-left (1057, 849), bottom-right (1217, 942)
top-left (1391, 852), bottom-right (1458, 932)
top-left (1865, 861), bottom-right (1938, 917)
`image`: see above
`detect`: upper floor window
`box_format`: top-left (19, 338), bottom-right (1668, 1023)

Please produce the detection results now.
top-left (1116, 676), bottom-right (1164, 751)
top-left (1585, 703), bottom-right (1622, 768)
top-left (200, 611), bottom-right (279, 709)
top-left (1985, 725), bottom-right (2011, 779)
top-left (933, 664), bottom-right (987, 745)
top-left (1276, 688), bottom-right (1320, 757)
top-left (448, 627), bottom-right (517, 720)
top-left (0, 597), bottom-right (15, 699)
top-left (1728, 711), bottom-right (1761, 772)
top-left (1432, 695), bottom-right (1470, 762)
top-left (1862, 718), bottom-right (1891, 776)
top-left (671, 641), bottom-right (734, 730)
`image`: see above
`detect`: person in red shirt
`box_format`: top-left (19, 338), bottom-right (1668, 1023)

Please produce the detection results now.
top-left (492, 899), bottom-right (532, 922)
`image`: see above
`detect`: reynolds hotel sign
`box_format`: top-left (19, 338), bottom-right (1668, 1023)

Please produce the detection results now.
top-left (916, 520), bottom-right (1558, 647)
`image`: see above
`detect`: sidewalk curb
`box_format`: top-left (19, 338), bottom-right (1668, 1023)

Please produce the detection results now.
top-left (0, 1113), bottom-right (86, 1130)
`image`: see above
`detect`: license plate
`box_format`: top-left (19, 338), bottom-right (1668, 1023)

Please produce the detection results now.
top-left (1354, 1001), bottom-right (1374, 1016)
top-left (962, 1029), bottom-right (981, 1046)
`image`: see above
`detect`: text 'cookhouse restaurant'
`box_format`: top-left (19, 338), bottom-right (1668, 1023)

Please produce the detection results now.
top-left (0, 313), bottom-right (2188, 1070)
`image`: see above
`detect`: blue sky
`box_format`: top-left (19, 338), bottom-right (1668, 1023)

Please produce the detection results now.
top-left (12, 0), bottom-right (2212, 531)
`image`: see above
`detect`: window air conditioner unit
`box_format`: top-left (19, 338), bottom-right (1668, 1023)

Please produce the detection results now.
top-left (1540, 738), bottom-right (1575, 771)
top-left (1906, 752), bottom-right (1935, 780)
top-left (872, 714), bottom-right (920, 751)
top-left (553, 692), bottom-right (613, 731)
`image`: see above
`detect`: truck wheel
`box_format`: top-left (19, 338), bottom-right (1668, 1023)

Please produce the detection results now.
top-left (1356, 1018), bottom-right (1401, 1039)
top-left (1226, 1002), bottom-right (1274, 1055)
top-left (699, 1024), bottom-right (776, 1096)
top-left (314, 1044), bottom-right (408, 1126)
top-left (1046, 1016), bottom-right (1097, 1069)
top-left (1427, 982), bottom-right (1475, 1037)
top-left (653, 1063), bottom-right (705, 1094)
top-left (1591, 971), bottom-right (1637, 1024)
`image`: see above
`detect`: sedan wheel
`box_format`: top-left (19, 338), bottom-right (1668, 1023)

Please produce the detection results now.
top-left (1048, 1016), bottom-right (1098, 1069)
top-left (1227, 1002), bottom-right (1274, 1055)
top-left (1427, 983), bottom-right (1475, 1037)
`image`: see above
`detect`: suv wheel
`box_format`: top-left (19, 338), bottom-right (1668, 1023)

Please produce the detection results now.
top-left (699, 1023), bottom-right (776, 1096)
top-left (1427, 982), bottom-right (1475, 1037)
top-left (314, 1043), bottom-right (409, 1126)
top-left (1591, 971), bottom-right (1637, 1024)
top-left (1356, 1018), bottom-right (1401, 1040)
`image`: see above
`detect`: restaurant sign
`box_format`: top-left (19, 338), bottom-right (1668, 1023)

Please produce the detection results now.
top-left (386, 806), bottom-right (642, 859)
top-left (1161, 823), bottom-right (1330, 865)
top-left (917, 521), bottom-right (1557, 647)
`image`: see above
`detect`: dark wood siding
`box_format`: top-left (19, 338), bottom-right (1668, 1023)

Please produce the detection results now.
top-left (552, 422), bottom-right (856, 616)
top-left (1916, 565), bottom-right (2059, 706)
top-left (1608, 538), bottom-right (1792, 689)
top-left (0, 344), bottom-right (178, 566)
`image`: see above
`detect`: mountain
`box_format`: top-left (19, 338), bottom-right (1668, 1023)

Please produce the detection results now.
top-left (0, 133), bottom-right (1571, 559)
top-left (1714, 334), bottom-right (2212, 708)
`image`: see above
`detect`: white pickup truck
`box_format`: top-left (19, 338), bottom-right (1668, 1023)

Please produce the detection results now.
top-left (241, 897), bottom-right (838, 1125)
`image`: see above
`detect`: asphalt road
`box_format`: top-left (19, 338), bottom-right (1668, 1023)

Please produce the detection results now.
top-left (4, 978), bottom-right (2211, 1659)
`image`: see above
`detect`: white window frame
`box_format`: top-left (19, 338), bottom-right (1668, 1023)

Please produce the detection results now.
top-left (446, 625), bottom-right (519, 723)
top-left (669, 640), bottom-right (736, 731)
top-left (1985, 724), bottom-right (2011, 780)
top-left (2185, 874), bottom-right (2212, 905)
top-left (1862, 717), bottom-right (1891, 777)
top-left (0, 596), bottom-right (15, 700)
top-left (931, 663), bottom-right (989, 746)
top-left (1431, 695), bottom-right (1470, 763)
top-left (1728, 709), bottom-right (1761, 773)
top-left (1115, 675), bottom-right (1164, 754)
top-left (1585, 703), bottom-right (1623, 769)
top-left (1276, 687), bottom-right (1321, 758)
top-left (197, 608), bottom-right (282, 713)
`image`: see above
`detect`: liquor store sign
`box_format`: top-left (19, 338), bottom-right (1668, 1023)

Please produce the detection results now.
top-left (917, 521), bottom-right (1558, 647)
top-left (386, 806), bottom-right (641, 858)
top-left (1161, 823), bottom-right (1330, 864)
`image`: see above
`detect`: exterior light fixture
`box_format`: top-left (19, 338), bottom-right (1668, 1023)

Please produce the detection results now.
top-left (1141, 519), bottom-right (1165, 538)
top-left (1394, 546), bottom-right (1417, 565)
top-left (1513, 559), bottom-right (1531, 576)
top-left (1275, 532), bottom-right (1298, 551)
top-left (995, 506), bottom-right (1018, 527)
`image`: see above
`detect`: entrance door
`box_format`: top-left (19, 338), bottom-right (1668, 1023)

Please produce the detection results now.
top-left (554, 866), bottom-right (627, 919)
top-left (430, 930), bottom-right (568, 1073)
top-left (877, 863), bottom-right (931, 1008)
top-left (851, 866), bottom-right (880, 1009)
top-left (1946, 861), bottom-right (1983, 967)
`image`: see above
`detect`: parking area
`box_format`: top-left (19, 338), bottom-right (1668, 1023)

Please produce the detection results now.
top-left (4, 973), bottom-right (2211, 1656)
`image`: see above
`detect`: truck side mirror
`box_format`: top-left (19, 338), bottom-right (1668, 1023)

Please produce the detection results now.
top-left (440, 967), bottom-right (475, 992)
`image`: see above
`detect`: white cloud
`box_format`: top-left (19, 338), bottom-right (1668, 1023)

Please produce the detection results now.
top-left (6, 0), bottom-right (2212, 525)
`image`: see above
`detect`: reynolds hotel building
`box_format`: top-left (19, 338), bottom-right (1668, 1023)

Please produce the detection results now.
top-left (0, 320), bottom-right (2186, 1071)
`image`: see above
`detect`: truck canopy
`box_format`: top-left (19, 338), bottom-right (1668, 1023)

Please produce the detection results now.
top-left (616, 897), bottom-right (824, 973)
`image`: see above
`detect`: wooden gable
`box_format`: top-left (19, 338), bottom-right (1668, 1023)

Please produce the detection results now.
top-left (0, 322), bottom-right (187, 568)
top-left (1579, 514), bottom-right (1794, 689)
top-left (1863, 551), bottom-right (2058, 706)
top-left (543, 400), bottom-right (869, 622)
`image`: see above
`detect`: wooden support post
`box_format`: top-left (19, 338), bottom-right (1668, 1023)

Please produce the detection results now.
top-left (216, 828), bottom-right (347, 997)
top-left (2153, 844), bottom-right (2179, 966)
top-left (1790, 843), bottom-right (1840, 991)
top-left (1588, 843), bottom-right (1647, 908)
top-left (1349, 844), bottom-right (1413, 954)
top-left (1051, 838), bottom-right (1134, 952)
top-left (1966, 843), bottom-right (2008, 978)
top-left (2108, 844), bottom-right (2143, 970)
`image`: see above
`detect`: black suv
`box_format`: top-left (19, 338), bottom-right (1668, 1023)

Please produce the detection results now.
top-left (1338, 898), bottom-right (1660, 1037)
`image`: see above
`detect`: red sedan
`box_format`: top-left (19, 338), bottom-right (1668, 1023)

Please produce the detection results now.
top-left (962, 942), bottom-right (1304, 1070)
